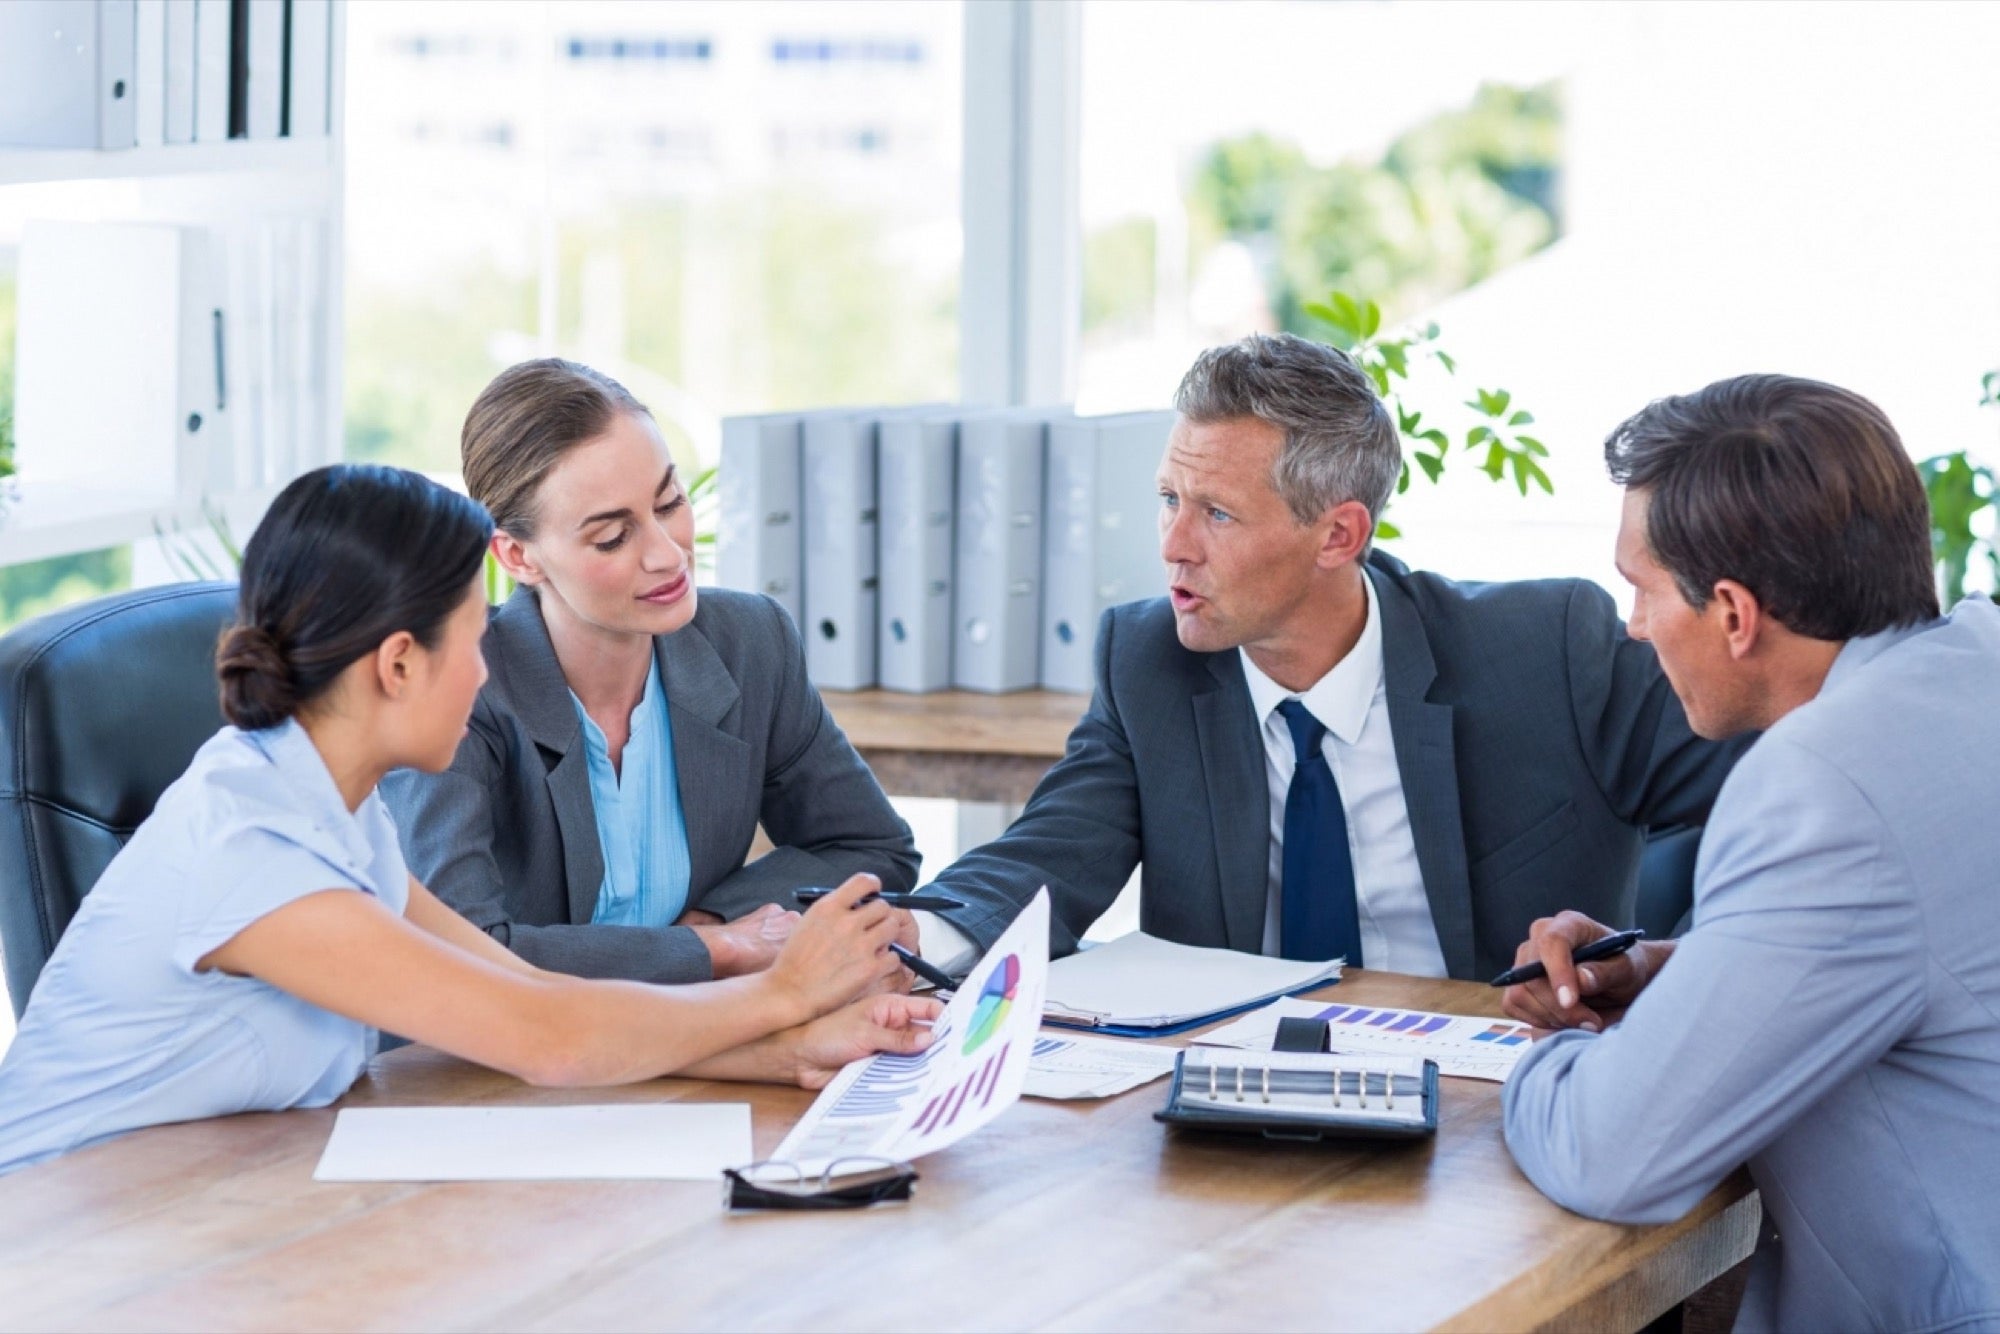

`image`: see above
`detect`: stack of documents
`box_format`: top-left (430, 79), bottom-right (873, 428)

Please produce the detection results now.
top-left (1043, 933), bottom-right (1343, 1036)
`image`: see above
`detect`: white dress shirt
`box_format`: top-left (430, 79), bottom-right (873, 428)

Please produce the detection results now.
top-left (1239, 571), bottom-right (1447, 975)
top-left (918, 570), bottom-right (1448, 978)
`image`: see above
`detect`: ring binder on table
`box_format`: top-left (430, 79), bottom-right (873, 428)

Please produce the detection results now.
top-left (1155, 1048), bottom-right (1439, 1141)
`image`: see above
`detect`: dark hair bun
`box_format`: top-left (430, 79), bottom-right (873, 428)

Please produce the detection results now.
top-left (216, 623), bottom-right (299, 731)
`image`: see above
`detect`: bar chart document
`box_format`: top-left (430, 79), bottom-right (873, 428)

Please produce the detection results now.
top-left (772, 891), bottom-right (1052, 1175)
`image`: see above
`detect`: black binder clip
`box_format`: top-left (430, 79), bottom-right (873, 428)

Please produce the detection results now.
top-left (723, 1157), bottom-right (918, 1211)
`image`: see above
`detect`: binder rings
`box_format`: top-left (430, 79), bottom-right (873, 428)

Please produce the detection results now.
top-left (877, 414), bottom-right (958, 693)
top-left (1041, 410), bottom-right (1175, 692)
top-left (1155, 1049), bottom-right (1438, 1142)
top-left (954, 409), bottom-right (1061, 693)
top-left (801, 410), bottom-right (881, 691)
top-left (716, 413), bottom-right (806, 629)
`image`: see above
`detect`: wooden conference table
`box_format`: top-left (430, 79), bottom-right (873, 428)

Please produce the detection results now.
top-left (0, 971), bottom-right (1757, 1332)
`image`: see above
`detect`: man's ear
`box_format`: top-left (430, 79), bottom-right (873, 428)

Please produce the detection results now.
top-left (1314, 499), bottom-right (1375, 570)
top-left (1710, 580), bottom-right (1765, 660)
top-left (373, 630), bottom-right (421, 701)
top-left (489, 529), bottom-right (544, 586)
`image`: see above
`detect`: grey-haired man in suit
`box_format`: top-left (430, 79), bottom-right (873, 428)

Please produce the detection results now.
top-left (1499, 374), bottom-right (1999, 1330)
top-left (917, 333), bottom-right (1749, 981)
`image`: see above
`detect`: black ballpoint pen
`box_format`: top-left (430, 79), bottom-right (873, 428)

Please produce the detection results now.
top-left (890, 942), bottom-right (958, 992)
top-left (1489, 928), bottom-right (1646, 988)
top-left (794, 888), bottom-right (967, 912)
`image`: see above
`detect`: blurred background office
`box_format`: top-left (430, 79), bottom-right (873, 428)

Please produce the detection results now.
top-left (1, 0), bottom-right (1996, 1043)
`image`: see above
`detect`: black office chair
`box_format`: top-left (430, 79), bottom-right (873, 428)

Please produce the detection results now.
top-left (1634, 824), bottom-right (1704, 941)
top-left (0, 582), bottom-right (237, 1018)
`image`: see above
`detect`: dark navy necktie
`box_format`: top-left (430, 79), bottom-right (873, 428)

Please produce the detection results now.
top-left (1277, 698), bottom-right (1363, 965)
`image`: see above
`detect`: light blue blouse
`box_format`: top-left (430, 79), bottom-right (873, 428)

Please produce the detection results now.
top-left (570, 660), bottom-right (692, 928)
top-left (0, 719), bottom-right (410, 1176)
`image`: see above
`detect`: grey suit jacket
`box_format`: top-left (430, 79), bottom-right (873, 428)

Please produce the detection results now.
top-left (932, 551), bottom-right (1749, 980)
top-left (381, 587), bottom-right (918, 983)
top-left (1504, 598), bottom-right (2000, 1333)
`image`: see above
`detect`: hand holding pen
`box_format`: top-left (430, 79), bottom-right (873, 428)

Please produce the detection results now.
top-left (795, 887), bottom-right (964, 993)
top-left (1497, 912), bottom-right (1674, 1033)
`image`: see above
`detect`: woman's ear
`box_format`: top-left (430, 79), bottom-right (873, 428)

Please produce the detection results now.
top-left (489, 529), bottom-right (543, 586)
top-left (373, 630), bottom-right (420, 700)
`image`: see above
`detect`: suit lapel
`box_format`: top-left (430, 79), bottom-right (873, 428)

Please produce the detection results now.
top-left (657, 618), bottom-right (749, 893)
top-left (1193, 652), bottom-right (1269, 953)
top-left (1370, 561), bottom-right (1476, 979)
top-left (490, 589), bottom-right (604, 925)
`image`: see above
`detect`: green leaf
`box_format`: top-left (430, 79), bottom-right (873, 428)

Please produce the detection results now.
top-left (1378, 341), bottom-right (1409, 379)
top-left (1467, 425), bottom-right (1494, 446)
top-left (1376, 518), bottom-right (1402, 541)
top-left (1420, 428), bottom-right (1449, 450)
top-left (1302, 300), bottom-right (1343, 328)
top-left (1366, 363), bottom-right (1391, 397)
top-left (1330, 291), bottom-right (1366, 337)
top-left (1522, 456), bottom-right (1554, 495)
top-left (1415, 451), bottom-right (1445, 484)
top-left (1424, 321), bottom-right (1441, 340)
top-left (1396, 460), bottom-right (1412, 495)
top-left (1516, 434), bottom-right (1549, 457)
top-left (1982, 370), bottom-right (2000, 407)
top-left (1433, 350), bottom-right (1457, 374)
top-left (1507, 410), bottom-right (1534, 426)
top-left (1482, 442), bottom-right (1507, 481)
top-left (1471, 387), bottom-right (1511, 417)
top-left (1397, 405), bottom-right (1422, 436)
top-left (1362, 299), bottom-right (1382, 339)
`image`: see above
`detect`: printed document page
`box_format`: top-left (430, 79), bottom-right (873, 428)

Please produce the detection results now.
top-left (1193, 996), bottom-right (1534, 1082)
top-left (313, 1104), bottom-right (753, 1181)
top-left (772, 891), bottom-right (1052, 1175)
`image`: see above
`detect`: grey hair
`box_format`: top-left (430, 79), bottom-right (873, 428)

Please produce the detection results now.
top-left (1173, 332), bottom-right (1401, 530)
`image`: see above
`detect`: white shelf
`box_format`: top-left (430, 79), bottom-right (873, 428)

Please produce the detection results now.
top-left (0, 482), bottom-right (265, 567)
top-left (0, 137), bottom-right (333, 189)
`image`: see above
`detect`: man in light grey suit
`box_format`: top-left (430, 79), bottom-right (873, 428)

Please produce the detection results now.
top-left (920, 333), bottom-right (1749, 980)
top-left (1501, 374), bottom-right (2000, 1331)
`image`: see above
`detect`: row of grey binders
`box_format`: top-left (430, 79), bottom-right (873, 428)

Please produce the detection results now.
top-left (715, 405), bottom-right (1174, 694)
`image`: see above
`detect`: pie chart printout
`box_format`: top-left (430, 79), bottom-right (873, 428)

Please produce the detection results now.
top-left (964, 953), bottom-right (1021, 1055)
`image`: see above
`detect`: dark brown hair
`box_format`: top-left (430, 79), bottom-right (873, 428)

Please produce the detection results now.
top-left (1604, 374), bottom-right (1939, 640)
top-left (217, 464), bottom-right (493, 730)
top-left (460, 358), bottom-right (651, 538)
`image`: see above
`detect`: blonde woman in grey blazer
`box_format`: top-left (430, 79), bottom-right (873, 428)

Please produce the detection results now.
top-left (382, 361), bottom-right (918, 986)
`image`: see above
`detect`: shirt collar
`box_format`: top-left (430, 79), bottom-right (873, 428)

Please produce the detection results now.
top-left (1238, 568), bottom-right (1384, 746)
top-left (244, 717), bottom-right (378, 872)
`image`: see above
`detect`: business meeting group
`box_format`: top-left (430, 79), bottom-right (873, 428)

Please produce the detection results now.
top-left (0, 331), bottom-right (1993, 1332)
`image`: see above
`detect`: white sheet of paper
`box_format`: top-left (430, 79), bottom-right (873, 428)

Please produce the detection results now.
top-left (772, 890), bottom-right (1051, 1175)
top-left (1024, 1033), bottom-right (1180, 1100)
top-left (1043, 932), bottom-right (1342, 1029)
top-left (312, 1104), bottom-right (753, 1182)
top-left (1191, 996), bottom-right (1535, 1082)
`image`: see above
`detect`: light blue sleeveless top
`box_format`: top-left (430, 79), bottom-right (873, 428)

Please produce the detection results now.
top-left (0, 719), bottom-right (410, 1176)
top-left (570, 659), bottom-right (693, 928)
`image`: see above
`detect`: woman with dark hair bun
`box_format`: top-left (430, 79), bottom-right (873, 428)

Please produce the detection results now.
top-left (0, 464), bottom-right (933, 1176)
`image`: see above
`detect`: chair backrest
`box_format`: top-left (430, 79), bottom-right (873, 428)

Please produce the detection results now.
top-left (1634, 824), bottom-right (1704, 941)
top-left (0, 582), bottom-right (237, 1017)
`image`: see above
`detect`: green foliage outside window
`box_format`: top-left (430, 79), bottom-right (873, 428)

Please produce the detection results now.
top-left (1919, 372), bottom-right (2000, 606)
top-left (1186, 81), bottom-right (1563, 335)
